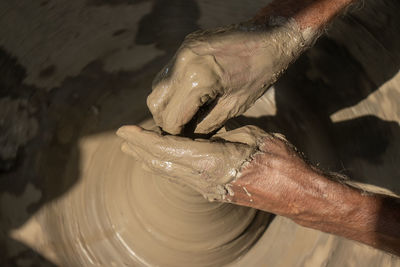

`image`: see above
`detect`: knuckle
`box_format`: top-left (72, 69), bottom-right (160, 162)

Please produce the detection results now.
top-left (147, 84), bottom-right (172, 116)
top-left (176, 47), bottom-right (196, 65)
top-left (146, 95), bottom-right (162, 120)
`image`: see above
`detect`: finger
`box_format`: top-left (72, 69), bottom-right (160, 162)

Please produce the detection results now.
top-left (147, 79), bottom-right (172, 128)
top-left (194, 96), bottom-right (246, 134)
top-left (117, 125), bottom-right (175, 154)
top-left (212, 125), bottom-right (270, 147)
top-left (148, 49), bottom-right (196, 133)
top-left (117, 125), bottom-right (189, 148)
top-left (122, 140), bottom-right (209, 193)
top-left (160, 89), bottom-right (214, 135)
top-left (117, 125), bottom-right (218, 161)
top-left (121, 141), bottom-right (153, 173)
top-left (122, 141), bottom-right (188, 175)
top-left (121, 141), bottom-right (140, 158)
top-left (160, 56), bottom-right (221, 134)
top-left (116, 125), bottom-right (252, 182)
top-left (147, 56), bottom-right (177, 127)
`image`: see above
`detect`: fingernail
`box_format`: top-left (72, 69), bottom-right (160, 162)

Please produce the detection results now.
top-left (116, 125), bottom-right (142, 138)
top-left (121, 142), bottom-right (139, 157)
top-left (120, 142), bottom-right (130, 153)
top-left (116, 128), bottom-right (128, 139)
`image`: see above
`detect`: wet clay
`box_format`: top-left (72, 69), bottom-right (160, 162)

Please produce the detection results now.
top-left (41, 119), bottom-right (270, 267)
top-left (147, 18), bottom-right (318, 135)
top-left (117, 125), bottom-right (275, 202)
top-left (2, 0), bottom-right (400, 266)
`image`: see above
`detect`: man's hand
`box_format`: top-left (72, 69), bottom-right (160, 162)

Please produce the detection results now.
top-left (117, 124), bottom-right (400, 256)
top-left (116, 124), bottom-right (313, 213)
top-left (116, 125), bottom-right (262, 201)
top-left (147, 22), bottom-right (311, 135)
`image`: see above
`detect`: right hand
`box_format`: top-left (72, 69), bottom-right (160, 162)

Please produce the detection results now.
top-left (117, 123), bottom-right (317, 213)
top-left (147, 22), bottom-right (306, 135)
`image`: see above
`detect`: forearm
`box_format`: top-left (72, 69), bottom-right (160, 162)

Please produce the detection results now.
top-left (253, 0), bottom-right (358, 30)
top-left (227, 161), bottom-right (400, 256)
top-left (293, 173), bottom-right (400, 256)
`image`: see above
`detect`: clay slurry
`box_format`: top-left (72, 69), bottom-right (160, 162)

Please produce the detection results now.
top-left (43, 119), bottom-right (271, 266)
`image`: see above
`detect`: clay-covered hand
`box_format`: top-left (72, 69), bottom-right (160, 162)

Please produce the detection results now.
top-left (116, 124), bottom-right (315, 216)
top-left (147, 21), bottom-right (309, 134)
top-left (116, 125), bottom-right (261, 201)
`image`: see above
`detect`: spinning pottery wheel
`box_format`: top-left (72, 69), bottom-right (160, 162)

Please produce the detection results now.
top-left (1, 0), bottom-right (400, 266)
top-left (42, 119), bottom-right (271, 266)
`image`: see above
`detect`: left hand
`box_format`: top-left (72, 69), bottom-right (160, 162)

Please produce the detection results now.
top-left (116, 125), bottom-right (265, 201)
top-left (116, 124), bottom-right (316, 216)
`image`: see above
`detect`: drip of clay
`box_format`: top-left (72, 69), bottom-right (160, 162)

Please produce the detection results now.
top-left (41, 119), bottom-right (270, 267)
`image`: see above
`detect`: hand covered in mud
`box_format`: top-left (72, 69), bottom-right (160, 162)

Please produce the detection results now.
top-left (117, 124), bottom-right (316, 217)
top-left (147, 21), bottom-right (309, 134)
top-left (117, 125), bottom-right (257, 201)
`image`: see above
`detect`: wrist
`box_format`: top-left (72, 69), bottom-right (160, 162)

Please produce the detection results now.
top-left (252, 0), bottom-right (357, 30)
top-left (291, 170), bottom-right (380, 234)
